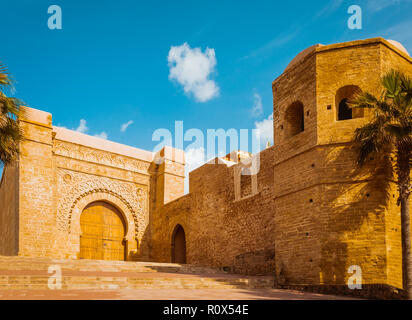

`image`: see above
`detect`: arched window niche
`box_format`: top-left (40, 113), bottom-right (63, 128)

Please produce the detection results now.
top-left (285, 101), bottom-right (305, 139)
top-left (336, 85), bottom-right (364, 121)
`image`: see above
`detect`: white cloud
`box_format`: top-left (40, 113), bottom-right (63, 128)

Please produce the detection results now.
top-left (186, 147), bottom-right (206, 168)
top-left (94, 132), bottom-right (108, 140)
top-left (184, 147), bottom-right (206, 194)
top-left (75, 119), bottom-right (88, 133)
top-left (121, 120), bottom-right (134, 132)
top-left (254, 114), bottom-right (273, 149)
top-left (251, 93), bottom-right (263, 118)
top-left (168, 42), bottom-right (219, 103)
top-left (72, 119), bottom-right (108, 140)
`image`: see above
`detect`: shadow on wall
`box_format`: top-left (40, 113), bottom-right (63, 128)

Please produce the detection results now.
top-left (234, 249), bottom-right (276, 276)
top-left (319, 144), bottom-right (393, 286)
top-left (127, 226), bottom-right (152, 262)
top-left (127, 161), bottom-right (161, 262)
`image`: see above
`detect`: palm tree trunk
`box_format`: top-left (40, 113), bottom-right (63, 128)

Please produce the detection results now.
top-left (401, 196), bottom-right (412, 299)
top-left (397, 145), bottom-right (412, 299)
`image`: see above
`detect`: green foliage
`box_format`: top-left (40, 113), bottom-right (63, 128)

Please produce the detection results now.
top-left (351, 70), bottom-right (412, 297)
top-left (350, 70), bottom-right (412, 167)
top-left (0, 62), bottom-right (24, 166)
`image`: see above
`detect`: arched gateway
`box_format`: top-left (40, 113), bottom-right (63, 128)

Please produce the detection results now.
top-left (79, 201), bottom-right (126, 261)
top-left (171, 225), bottom-right (187, 264)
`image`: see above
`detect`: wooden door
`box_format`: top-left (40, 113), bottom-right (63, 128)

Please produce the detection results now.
top-left (79, 201), bottom-right (126, 261)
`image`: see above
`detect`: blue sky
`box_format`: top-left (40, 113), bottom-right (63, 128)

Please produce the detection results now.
top-left (1, 0), bottom-right (412, 179)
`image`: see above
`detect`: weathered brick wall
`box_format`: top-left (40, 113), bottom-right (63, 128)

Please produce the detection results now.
top-left (18, 110), bottom-right (56, 258)
top-left (272, 44), bottom-right (323, 285)
top-left (154, 148), bottom-right (275, 275)
top-left (6, 107), bottom-right (157, 261)
top-left (316, 40), bottom-right (381, 145)
top-left (151, 194), bottom-right (191, 263)
top-left (0, 163), bottom-right (19, 255)
top-left (152, 38), bottom-right (412, 293)
top-left (149, 146), bottom-right (186, 262)
top-left (152, 146), bottom-right (186, 207)
top-left (274, 146), bottom-right (388, 286)
top-left (273, 38), bottom-right (412, 289)
top-left (314, 40), bottom-right (387, 286)
top-left (273, 39), bottom-right (412, 292)
top-left (385, 181), bottom-right (403, 289)
top-left (273, 49), bottom-right (317, 149)
top-left (379, 41), bottom-right (412, 289)
top-left (381, 41), bottom-right (412, 76)
top-left (227, 148), bottom-right (275, 275)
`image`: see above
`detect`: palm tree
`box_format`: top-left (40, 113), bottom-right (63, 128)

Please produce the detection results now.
top-left (0, 62), bottom-right (23, 166)
top-left (349, 70), bottom-right (412, 299)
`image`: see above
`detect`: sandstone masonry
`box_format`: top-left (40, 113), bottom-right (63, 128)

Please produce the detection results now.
top-left (1, 37), bottom-right (412, 298)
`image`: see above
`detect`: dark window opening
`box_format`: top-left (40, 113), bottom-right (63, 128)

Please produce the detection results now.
top-left (285, 101), bottom-right (305, 138)
top-left (338, 98), bottom-right (352, 121)
top-left (336, 85), bottom-right (364, 121)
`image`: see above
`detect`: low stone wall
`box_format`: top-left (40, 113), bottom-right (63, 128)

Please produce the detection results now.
top-left (277, 284), bottom-right (406, 300)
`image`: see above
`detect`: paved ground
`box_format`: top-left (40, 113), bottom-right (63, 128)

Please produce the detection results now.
top-left (0, 288), bottom-right (355, 300)
top-left (0, 257), bottom-right (357, 300)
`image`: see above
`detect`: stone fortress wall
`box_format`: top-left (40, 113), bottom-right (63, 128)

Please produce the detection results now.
top-left (152, 38), bottom-right (412, 293)
top-left (1, 37), bottom-right (412, 295)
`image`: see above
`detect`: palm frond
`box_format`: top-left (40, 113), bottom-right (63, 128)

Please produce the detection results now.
top-left (382, 69), bottom-right (403, 99)
top-left (348, 91), bottom-right (378, 109)
top-left (0, 116), bottom-right (22, 165)
top-left (0, 95), bottom-right (23, 117)
top-left (0, 62), bottom-right (13, 89)
top-left (385, 123), bottom-right (412, 140)
top-left (354, 116), bottom-right (392, 166)
top-left (401, 73), bottom-right (412, 103)
top-left (0, 62), bottom-right (24, 166)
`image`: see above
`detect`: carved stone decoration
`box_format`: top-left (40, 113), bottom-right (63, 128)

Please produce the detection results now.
top-left (54, 140), bottom-right (151, 174)
top-left (63, 174), bottom-right (72, 183)
top-left (57, 168), bottom-right (148, 241)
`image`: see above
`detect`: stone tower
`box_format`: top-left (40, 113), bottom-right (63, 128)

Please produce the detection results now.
top-left (272, 38), bottom-right (412, 291)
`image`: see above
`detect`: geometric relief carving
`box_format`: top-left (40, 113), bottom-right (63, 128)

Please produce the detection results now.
top-left (56, 168), bottom-right (147, 239)
top-left (54, 140), bottom-right (151, 174)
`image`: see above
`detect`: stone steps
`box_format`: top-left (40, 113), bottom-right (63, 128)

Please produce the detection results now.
top-left (0, 256), bottom-right (274, 291)
top-left (0, 256), bottom-right (223, 274)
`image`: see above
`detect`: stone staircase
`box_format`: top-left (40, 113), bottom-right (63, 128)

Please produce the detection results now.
top-left (0, 256), bottom-right (274, 291)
